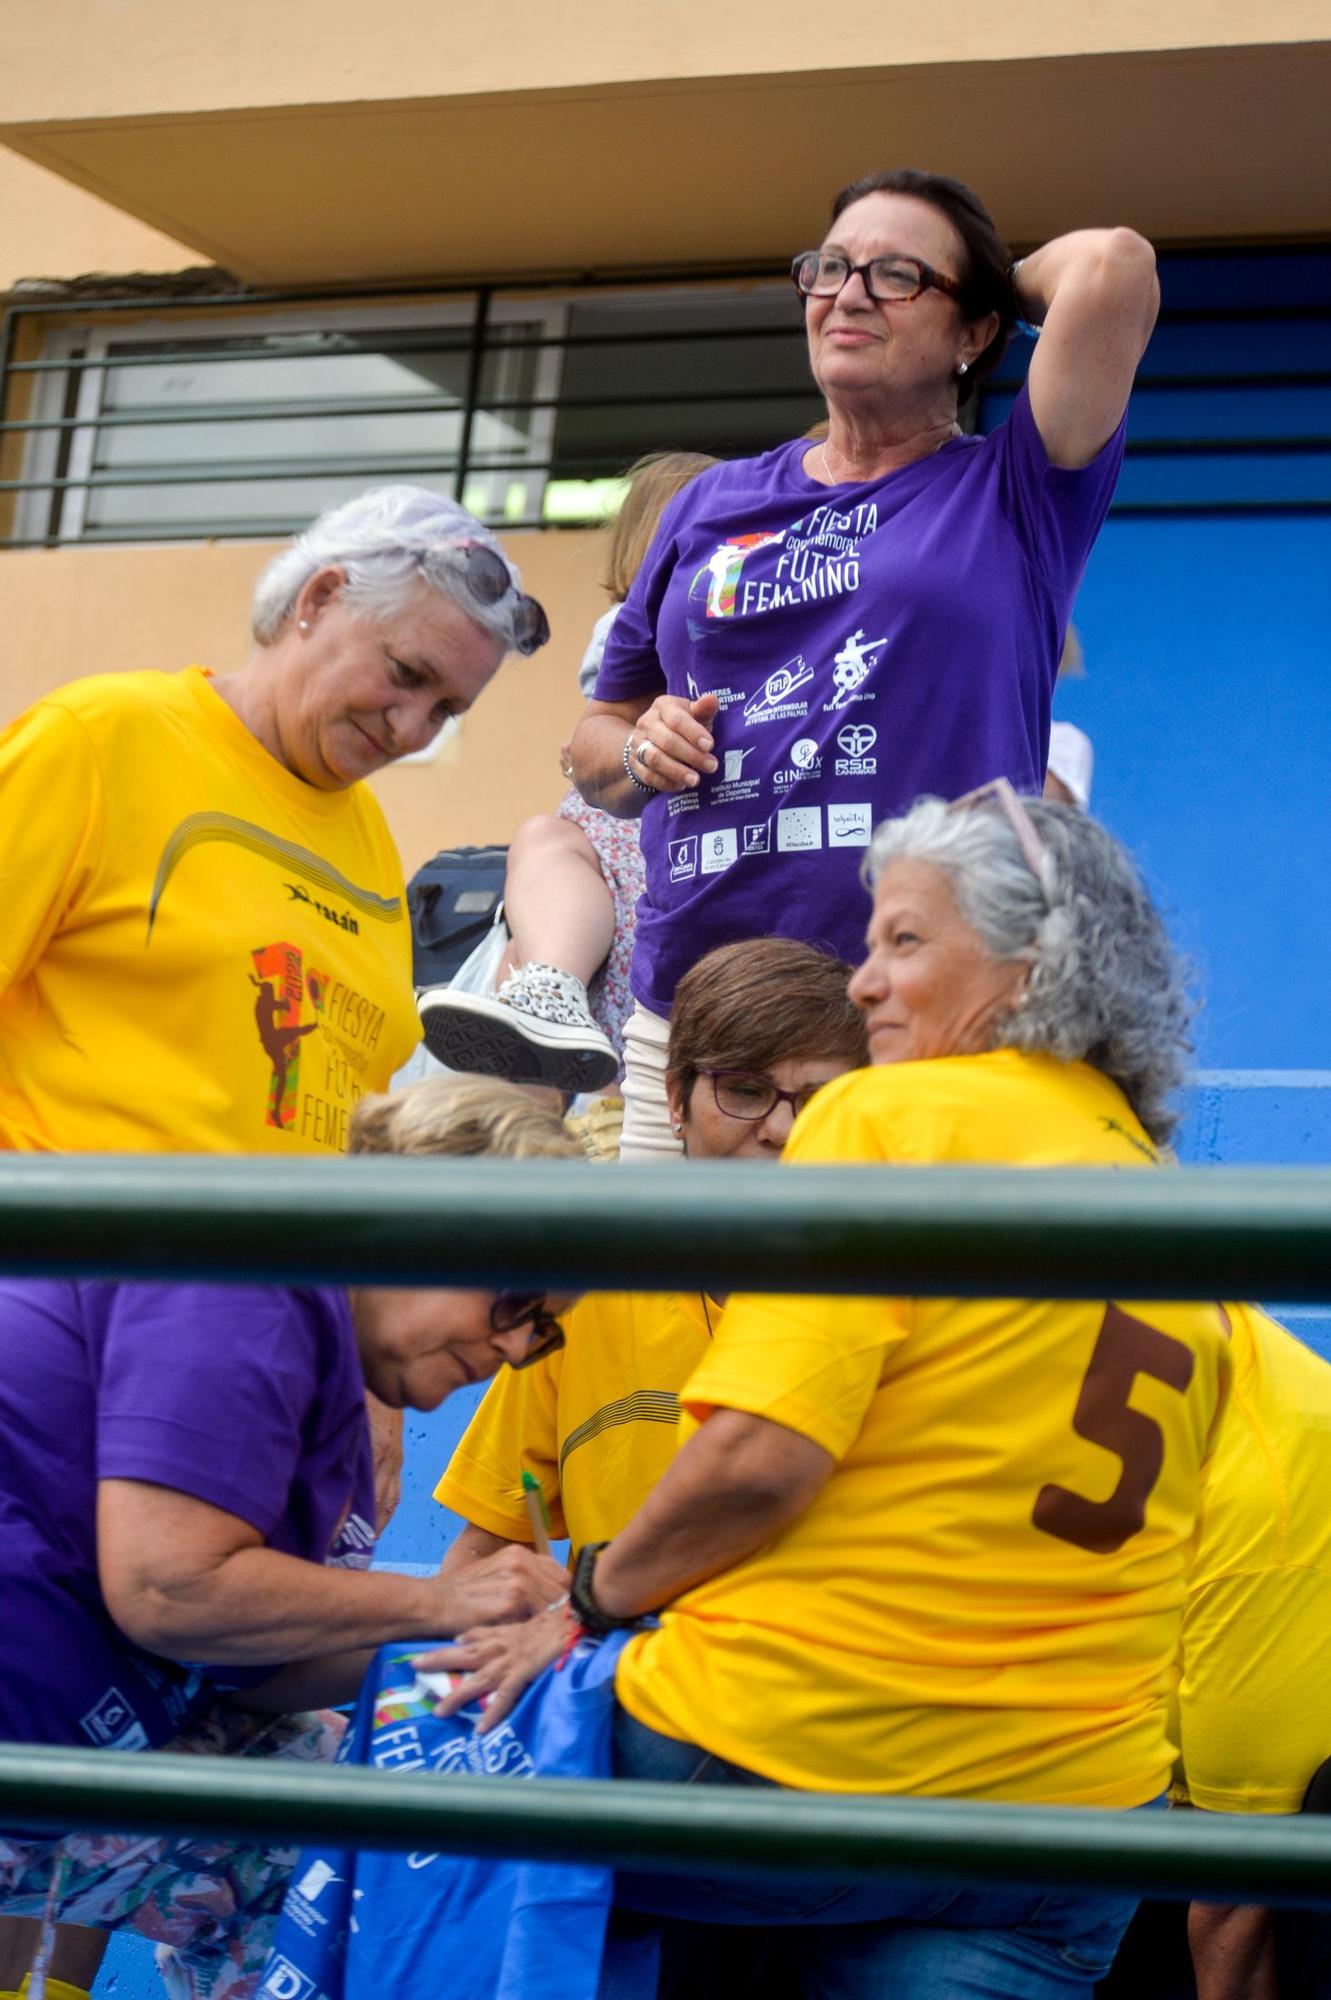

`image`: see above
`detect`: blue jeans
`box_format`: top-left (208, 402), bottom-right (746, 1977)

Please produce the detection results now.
top-left (612, 1708), bottom-right (1149, 1999)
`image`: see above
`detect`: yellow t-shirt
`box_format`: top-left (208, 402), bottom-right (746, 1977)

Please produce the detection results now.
top-left (0, 667), bottom-right (419, 1153)
top-left (435, 1289), bottom-right (713, 1551)
top-left (616, 1051), bottom-right (1232, 1806)
top-left (1175, 1304), bottom-right (1331, 1814)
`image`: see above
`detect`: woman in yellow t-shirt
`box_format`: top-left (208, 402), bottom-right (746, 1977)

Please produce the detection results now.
top-left (430, 789), bottom-right (1231, 2000)
top-left (432, 935), bottom-right (868, 1583)
top-left (0, 483), bottom-right (547, 1159)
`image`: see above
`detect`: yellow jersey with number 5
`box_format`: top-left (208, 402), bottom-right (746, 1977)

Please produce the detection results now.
top-left (615, 1051), bottom-right (1232, 1805)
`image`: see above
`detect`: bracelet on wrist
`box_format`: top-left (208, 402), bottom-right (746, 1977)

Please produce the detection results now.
top-left (622, 731), bottom-right (655, 797)
top-left (569, 1540), bottom-right (643, 1635)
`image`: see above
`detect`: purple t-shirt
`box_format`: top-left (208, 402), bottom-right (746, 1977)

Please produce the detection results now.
top-left (0, 1279), bottom-right (375, 1752)
top-left (597, 383), bottom-right (1126, 1014)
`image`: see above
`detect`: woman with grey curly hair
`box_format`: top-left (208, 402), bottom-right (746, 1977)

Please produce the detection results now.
top-left (0, 482), bottom-right (547, 1158)
top-left (494, 783), bottom-right (1227, 1998)
top-left (857, 783), bottom-right (1191, 1144)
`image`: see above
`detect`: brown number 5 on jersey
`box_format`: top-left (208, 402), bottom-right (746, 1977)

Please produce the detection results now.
top-left (1033, 1303), bottom-right (1196, 1554)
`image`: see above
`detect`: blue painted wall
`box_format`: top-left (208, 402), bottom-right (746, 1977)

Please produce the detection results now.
top-left (988, 246), bottom-right (1331, 1068)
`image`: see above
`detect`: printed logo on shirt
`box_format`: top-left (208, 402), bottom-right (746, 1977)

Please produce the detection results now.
top-left (668, 836), bottom-right (699, 882)
top-left (249, 942), bottom-right (385, 1152)
top-left (80, 1686), bottom-right (149, 1751)
top-left (688, 671), bottom-right (747, 709)
top-left (743, 823), bottom-right (771, 855)
top-left (296, 1860), bottom-right (341, 1905)
top-left (328, 1509), bottom-right (376, 1569)
top-left (774, 738), bottom-right (823, 790)
top-left (712, 743), bottom-right (760, 807)
top-left (823, 629), bottom-right (887, 711)
top-left (284, 880), bottom-right (360, 936)
top-left (147, 813), bottom-right (403, 942)
top-left (835, 722), bottom-right (878, 776)
top-left (828, 803), bottom-right (873, 847)
top-left (260, 1954), bottom-right (317, 2000)
top-left (701, 499), bottom-right (881, 621)
top-left (700, 828), bottom-right (738, 875)
top-left (776, 806), bottom-right (823, 852)
top-left (284, 1861), bottom-right (342, 1939)
top-left (742, 659), bottom-right (814, 726)
top-left (690, 531), bottom-right (787, 618)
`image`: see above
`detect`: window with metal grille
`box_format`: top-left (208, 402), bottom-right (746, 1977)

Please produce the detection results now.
top-left (1, 277), bottom-right (823, 547)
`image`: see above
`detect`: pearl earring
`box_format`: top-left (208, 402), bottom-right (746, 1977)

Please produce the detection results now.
top-left (957, 361), bottom-right (970, 377)
top-left (298, 619), bottom-right (311, 634)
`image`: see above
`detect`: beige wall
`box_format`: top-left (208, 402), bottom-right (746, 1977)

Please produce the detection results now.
top-left (4, 0), bottom-right (1326, 120)
top-left (2, 43), bottom-right (1326, 286)
top-left (0, 146), bottom-right (194, 291)
top-left (0, 530), bottom-right (609, 878)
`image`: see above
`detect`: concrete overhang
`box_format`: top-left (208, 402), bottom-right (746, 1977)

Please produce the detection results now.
top-left (2, 2), bottom-right (1329, 284)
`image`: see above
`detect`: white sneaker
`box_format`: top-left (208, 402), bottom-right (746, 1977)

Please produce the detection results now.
top-left (418, 963), bottom-right (619, 1093)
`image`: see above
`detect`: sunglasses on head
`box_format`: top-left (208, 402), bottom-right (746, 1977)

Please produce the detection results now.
top-left (445, 540), bottom-right (550, 656)
top-left (948, 777), bottom-right (1049, 895)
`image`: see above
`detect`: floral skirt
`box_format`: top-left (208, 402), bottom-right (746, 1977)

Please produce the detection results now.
top-left (556, 789), bottom-right (644, 1062)
top-left (0, 1706), bottom-right (340, 2000)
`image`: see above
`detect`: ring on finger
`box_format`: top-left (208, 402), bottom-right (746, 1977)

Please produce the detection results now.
top-left (636, 739), bottom-right (652, 768)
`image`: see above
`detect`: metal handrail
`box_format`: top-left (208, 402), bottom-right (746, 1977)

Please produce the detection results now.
top-left (1, 1155), bottom-right (1330, 1299)
top-left (4, 1747), bottom-right (1331, 1909)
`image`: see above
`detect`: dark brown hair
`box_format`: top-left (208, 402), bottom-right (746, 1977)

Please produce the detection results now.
top-left (666, 938), bottom-right (867, 1110)
top-left (826, 167), bottom-right (1017, 391)
top-left (603, 450), bottom-right (718, 602)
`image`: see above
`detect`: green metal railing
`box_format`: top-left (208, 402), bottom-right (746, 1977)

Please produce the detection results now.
top-left (4, 1749), bottom-right (1331, 1910)
top-left (2, 1154), bottom-right (1331, 1298)
top-left (3, 1153), bottom-right (1331, 1907)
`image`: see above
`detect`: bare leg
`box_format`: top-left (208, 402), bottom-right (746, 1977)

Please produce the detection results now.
top-left (0, 1915), bottom-right (107, 1992)
top-left (500, 816), bottom-right (615, 989)
top-left (1189, 1901), bottom-right (1279, 2000)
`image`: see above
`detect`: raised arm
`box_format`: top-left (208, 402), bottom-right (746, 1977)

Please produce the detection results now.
top-left (570, 692), bottom-right (720, 818)
top-left (1016, 227), bottom-right (1160, 469)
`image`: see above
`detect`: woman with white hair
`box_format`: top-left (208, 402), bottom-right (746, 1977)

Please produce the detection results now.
top-left (0, 484), bottom-right (547, 1156)
top-left (455, 790), bottom-right (1230, 1997)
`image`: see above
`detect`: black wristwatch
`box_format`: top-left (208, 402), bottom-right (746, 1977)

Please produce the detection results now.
top-left (569, 1540), bottom-right (641, 1635)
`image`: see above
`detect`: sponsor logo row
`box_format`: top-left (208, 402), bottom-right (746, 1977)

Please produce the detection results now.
top-left (668, 803), bottom-right (872, 880)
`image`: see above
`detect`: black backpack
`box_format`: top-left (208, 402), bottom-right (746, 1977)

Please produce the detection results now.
top-left (406, 844), bottom-right (509, 990)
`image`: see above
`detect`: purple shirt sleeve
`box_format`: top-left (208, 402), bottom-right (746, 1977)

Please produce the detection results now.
top-left (993, 380), bottom-right (1128, 604)
top-left (95, 1283), bottom-right (333, 1539)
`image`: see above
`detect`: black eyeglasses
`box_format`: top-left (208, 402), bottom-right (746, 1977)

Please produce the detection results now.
top-left (791, 251), bottom-right (961, 306)
top-left (489, 1288), bottom-right (566, 1370)
top-left (446, 541), bottom-right (550, 657)
top-left (700, 1069), bottom-right (828, 1124)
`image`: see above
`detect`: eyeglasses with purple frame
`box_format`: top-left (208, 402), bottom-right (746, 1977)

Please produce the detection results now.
top-left (699, 1069), bottom-right (828, 1125)
top-left (488, 1288), bottom-right (566, 1369)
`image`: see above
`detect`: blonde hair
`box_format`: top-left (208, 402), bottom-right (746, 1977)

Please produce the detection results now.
top-left (349, 1074), bottom-right (584, 1162)
top-left (603, 451), bottom-right (718, 602)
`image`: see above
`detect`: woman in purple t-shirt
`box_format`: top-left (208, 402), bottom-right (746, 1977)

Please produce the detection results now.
top-left (0, 1076), bottom-right (576, 2000)
top-left (569, 166), bottom-right (1159, 1158)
